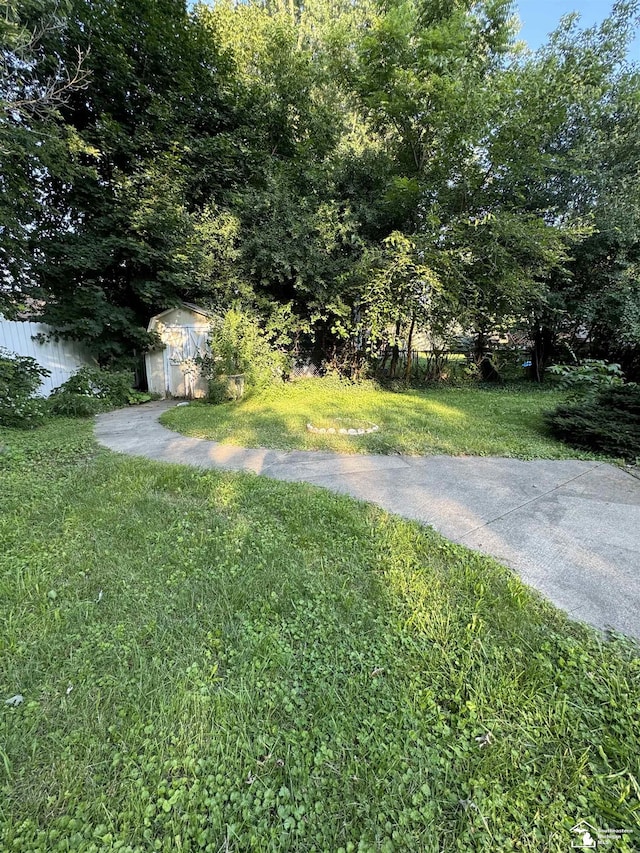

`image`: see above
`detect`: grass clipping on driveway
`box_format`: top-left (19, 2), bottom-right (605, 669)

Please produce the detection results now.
top-left (1, 420), bottom-right (638, 853)
top-left (160, 378), bottom-right (604, 460)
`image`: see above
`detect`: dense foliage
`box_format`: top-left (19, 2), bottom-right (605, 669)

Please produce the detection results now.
top-left (198, 308), bottom-right (287, 401)
top-left (0, 348), bottom-right (49, 427)
top-left (1, 0), bottom-right (639, 376)
top-left (546, 383), bottom-right (640, 460)
top-left (47, 366), bottom-right (151, 416)
top-left (547, 359), bottom-right (626, 394)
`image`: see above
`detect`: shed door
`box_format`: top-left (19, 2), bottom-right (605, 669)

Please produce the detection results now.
top-left (164, 325), bottom-right (210, 398)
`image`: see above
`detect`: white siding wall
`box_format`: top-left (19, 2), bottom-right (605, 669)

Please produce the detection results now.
top-left (0, 317), bottom-right (94, 397)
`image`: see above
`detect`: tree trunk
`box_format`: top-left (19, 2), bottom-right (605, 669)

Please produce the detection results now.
top-left (474, 330), bottom-right (487, 362)
top-left (389, 319), bottom-right (402, 378)
top-left (404, 315), bottom-right (416, 382)
top-left (531, 321), bottom-right (554, 382)
top-left (379, 342), bottom-right (390, 373)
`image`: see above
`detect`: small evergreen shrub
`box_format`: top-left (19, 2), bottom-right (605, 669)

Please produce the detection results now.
top-left (0, 348), bottom-right (49, 428)
top-left (48, 367), bottom-right (145, 417)
top-left (546, 384), bottom-right (640, 459)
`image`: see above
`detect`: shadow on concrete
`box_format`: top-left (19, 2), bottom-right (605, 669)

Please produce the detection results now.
top-left (95, 401), bottom-right (640, 638)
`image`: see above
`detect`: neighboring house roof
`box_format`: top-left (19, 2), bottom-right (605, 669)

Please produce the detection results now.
top-left (6, 297), bottom-right (46, 321)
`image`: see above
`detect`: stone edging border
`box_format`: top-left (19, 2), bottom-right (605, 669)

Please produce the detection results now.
top-left (306, 422), bottom-right (379, 435)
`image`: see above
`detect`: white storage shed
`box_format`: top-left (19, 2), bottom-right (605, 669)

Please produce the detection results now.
top-left (145, 303), bottom-right (214, 399)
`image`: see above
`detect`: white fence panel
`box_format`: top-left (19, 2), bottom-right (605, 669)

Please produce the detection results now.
top-left (0, 317), bottom-right (94, 397)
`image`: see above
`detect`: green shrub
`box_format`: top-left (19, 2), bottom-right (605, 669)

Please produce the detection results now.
top-left (49, 386), bottom-right (102, 417)
top-left (127, 388), bottom-right (155, 405)
top-left (548, 359), bottom-right (625, 396)
top-left (204, 375), bottom-right (228, 404)
top-left (546, 384), bottom-right (640, 459)
top-left (198, 308), bottom-right (286, 402)
top-left (0, 348), bottom-right (49, 427)
top-left (48, 366), bottom-right (139, 417)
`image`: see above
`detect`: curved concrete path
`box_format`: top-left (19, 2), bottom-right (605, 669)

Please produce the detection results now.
top-left (95, 401), bottom-right (640, 640)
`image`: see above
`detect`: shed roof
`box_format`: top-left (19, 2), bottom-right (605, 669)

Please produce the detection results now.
top-left (147, 302), bottom-right (215, 332)
top-left (181, 302), bottom-right (216, 317)
top-left (149, 302), bottom-right (214, 322)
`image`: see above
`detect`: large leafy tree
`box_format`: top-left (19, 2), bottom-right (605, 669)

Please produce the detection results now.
top-left (521, 10), bottom-right (640, 376)
top-left (0, 0), bottom-right (90, 316)
top-left (2, 0), bottom-right (638, 373)
top-left (346, 0), bottom-right (568, 358)
top-left (345, 0), bottom-right (640, 375)
top-left (560, 62), bottom-right (640, 375)
top-left (5, 0), bottom-right (241, 360)
top-left (196, 0), bottom-right (367, 339)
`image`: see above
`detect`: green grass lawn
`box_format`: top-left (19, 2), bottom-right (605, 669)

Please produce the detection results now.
top-left (160, 378), bottom-right (605, 460)
top-left (1, 419), bottom-right (638, 852)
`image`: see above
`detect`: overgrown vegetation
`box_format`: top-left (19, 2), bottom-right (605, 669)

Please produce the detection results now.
top-left (1, 419), bottom-right (638, 852)
top-left (161, 377), bottom-right (605, 461)
top-left (0, 348), bottom-right (48, 427)
top-left (198, 309), bottom-right (287, 402)
top-left (47, 366), bottom-right (152, 417)
top-left (2, 0), bottom-right (639, 377)
top-left (547, 360), bottom-right (626, 396)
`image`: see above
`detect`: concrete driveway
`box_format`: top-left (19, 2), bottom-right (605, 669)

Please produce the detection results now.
top-left (95, 401), bottom-right (640, 640)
